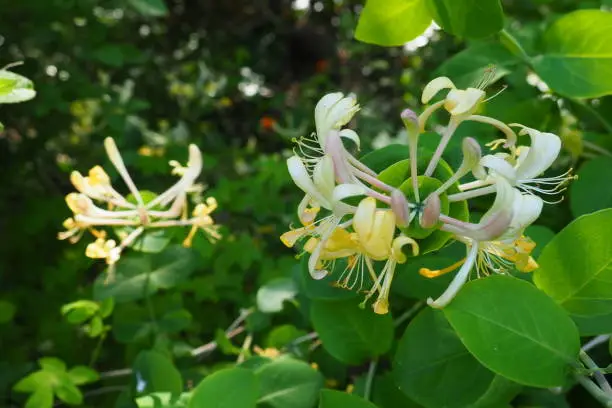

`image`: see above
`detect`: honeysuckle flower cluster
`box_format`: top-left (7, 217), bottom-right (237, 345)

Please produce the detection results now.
top-left (282, 77), bottom-right (574, 313)
top-left (59, 137), bottom-right (220, 269)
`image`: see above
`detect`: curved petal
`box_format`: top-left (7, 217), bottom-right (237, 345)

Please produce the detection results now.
top-left (332, 183), bottom-right (365, 202)
top-left (308, 225), bottom-right (336, 280)
top-left (480, 155), bottom-right (518, 184)
top-left (422, 76), bottom-right (455, 103)
top-left (499, 193), bottom-right (543, 241)
top-left (446, 88), bottom-right (485, 116)
top-left (313, 155), bottom-right (336, 199)
top-left (428, 243), bottom-right (479, 308)
top-left (353, 197), bottom-right (377, 242)
top-left (339, 129), bottom-right (360, 150)
top-left (391, 235), bottom-right (419, 263)
top-left (512, 125), bottom-right (562, 180)
top-left (287, 156), bottom-right (330, 208)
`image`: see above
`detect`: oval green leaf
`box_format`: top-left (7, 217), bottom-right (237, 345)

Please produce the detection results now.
top-left (189, 367), bottom-right (257, 408)
top-left (133, 350), bottom-right (183, 395)
top-left (443, 276), bottom-right (580, 387)
top-left (531, 10), bottom-right (612, 98)
top-left (355, 0), bottom-right (432, 47)
top-left (257, 278), bottom-right (298, 313)
top-left (394, 308), bottom-right (495, 408)
top-left (426, 0), bottom-right (504, 39)
top-left (319, 389), bottom-right (378, 408)
top-left (534, 209), bottom-right (612, 316)
top-left (255, 358), bottom-right (323, 408)
top-left (310, 299), bottom-right (394, 364)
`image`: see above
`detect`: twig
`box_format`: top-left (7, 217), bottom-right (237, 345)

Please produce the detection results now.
top-left (237, 333), bottom-right (253, 364)
top-left (190, 326), bottom-right (245, 357)
top-left (364, 358), bottom-right (378, 401)
top-left (99, 368), bottom-right (133, 379)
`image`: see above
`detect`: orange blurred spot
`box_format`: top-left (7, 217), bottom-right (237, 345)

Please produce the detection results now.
top-left (315, 59), bottom-right (329, 73)
top-left (260, 116), bottom-right (276, 131)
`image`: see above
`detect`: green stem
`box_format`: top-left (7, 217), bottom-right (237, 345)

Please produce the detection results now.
top-left (575, 374), bottom-right (612, 407)
top-left (580, 350), bottom-right (612, 394)
top-left (364, 358), bottom-right (378, 401)
top-left (89, 332), bottom-right (107, 367)
top-left (394, 301), bottom-right (424, 328)
top-left (498, 29), bottom-right (530, 62)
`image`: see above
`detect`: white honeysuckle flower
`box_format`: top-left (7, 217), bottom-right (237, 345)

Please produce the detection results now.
top-left (425, 184), bottom-right (542, 308)
top-left (314, 92), bottom-right (360, 147)
top-left (419, 76), bottom-right (517, 177)
top-left (421, 76), bottom-right (486, 120)
top-left (459, 125), bottom-right (574, 203)
top-left (281, 155), bottom-right (366, 279)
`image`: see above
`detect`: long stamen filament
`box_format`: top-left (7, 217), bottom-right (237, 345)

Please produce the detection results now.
top-left (425, 120), bottom-right (459, 177)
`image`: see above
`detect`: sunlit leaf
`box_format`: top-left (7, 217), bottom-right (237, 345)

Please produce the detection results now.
top-left (255, 358), bottom-right (323, 408)
top-left (534, 209), bottom-right (612, 316)
top-left (319, 389), bottom-right (378, 408)
top-left (443, 276), bottom-right (580, 387)
top-left (532, 10), bottom-right (612, 98)
top-left (426, 0), bottom-right (504, 38)
top-left (190, 368), bottom-right (257, 408)
top-left (355, 0), bottom-right (432, 47)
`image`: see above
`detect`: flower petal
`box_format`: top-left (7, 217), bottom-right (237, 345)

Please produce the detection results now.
top-left (480, 154), bottom-right (518, 184)
top-left (287, 156), bottom-right (331, 208)
top-left (422, 76), bottom-right (455, 104)
top-left (446, 88), bottom-right (485, 116)
top-left (352, 197), bottom-right (377, 241)
top-left (339, 129), bottom-right (360, 149)
top-left (313, 155), bottom-right (336, 199)
top-left (512, 125), bottom-right (561, 180)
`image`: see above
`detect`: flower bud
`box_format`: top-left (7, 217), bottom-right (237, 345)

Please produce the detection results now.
top-left (390, 189), bottom-right (410, 227)
top-left (420, 194), bottom-right (441, 229)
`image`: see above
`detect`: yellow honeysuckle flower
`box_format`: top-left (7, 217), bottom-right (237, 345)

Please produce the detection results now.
top-left (60, 137), bottom-right (220, 267)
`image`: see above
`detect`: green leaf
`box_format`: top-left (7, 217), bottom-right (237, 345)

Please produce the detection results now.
top-left (55, 381), bottom-right (83, 405)
top-left (133, 350), bottom-right (183, 395)
top-left (531, 10), bottom-right (612, 98)
top-left (534, 209), bottom-right (612, 316)
top-left (113, 303), bottom-right (154, 343)
top-left (14, 371), bottom-right (55, 393)
top-left (67, 366), bottom-right (100, 385)
top-left (137, 392), bottom-right (192, 408)
top-left (434, 42), bottom-right (519, 88)
top-left (425, 0), bottom-right (504, 39)
top-left (310, 299), bottom-right (394, 364)
top-left (93, 246), bottom-right (198, 303)
top-left (257, 278), bottom-right (298, 313)
top-left (39, 357), bottom-right (67, 373)
top-left (0, 300), bottom-right (16, 323)
top-left (255, 358), bottom-right (323, 408)
top-left (393, 308), bottom-right (495, 408)
top-left (319, 389), bottom-right (378, 408)
top-left (189, 367), bottom-right (257, 408)
top-left (0, 69), bottom-right (36, 103)
top-left (570, 157), bottom-right (612, 218)
top-left (128, 0), bottom-right (169, 17)
top-left (360, 144), bottom-right (409, 173)
top-left (159, 308), bottom-right (192, 333)
top-left (571, 311), bottom-right (612, 336)
top-left (25, 388), bottom-right (54, 408)
top-left (443, 276), bottom-right (580, 387)
top-left (355, 0), bottom-right (432, 47)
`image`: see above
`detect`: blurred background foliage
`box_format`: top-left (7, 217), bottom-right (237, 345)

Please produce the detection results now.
top-left (2, 0), bottom-right (612, 407)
